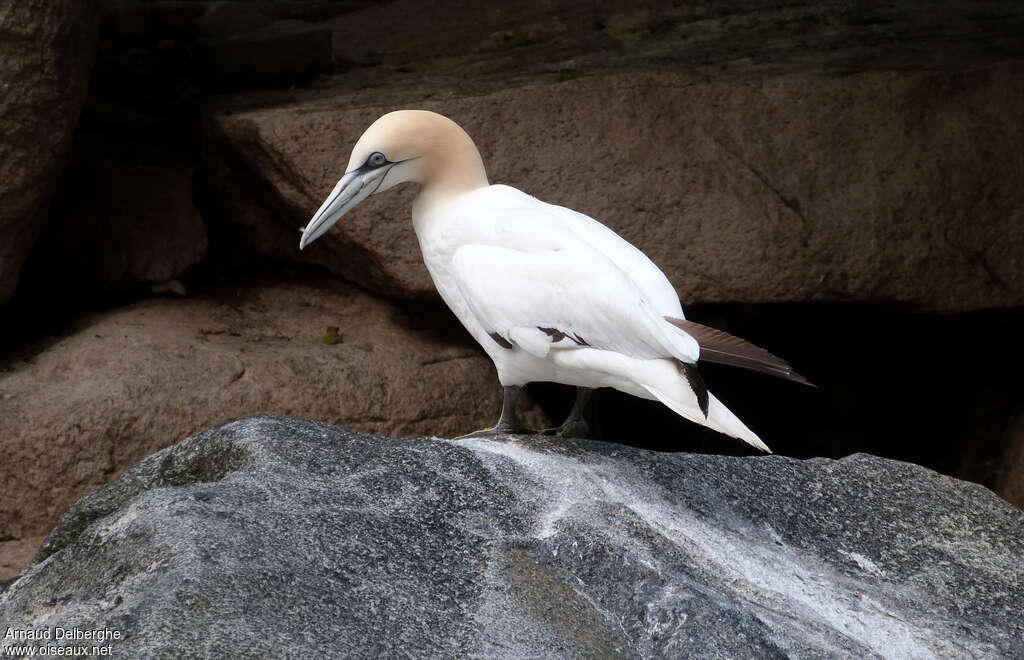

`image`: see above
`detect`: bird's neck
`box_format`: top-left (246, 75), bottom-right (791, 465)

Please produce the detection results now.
top-left (415, 136), bottom-right (489, 216)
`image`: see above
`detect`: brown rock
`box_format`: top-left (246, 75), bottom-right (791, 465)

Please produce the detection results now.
top-left (101, 0), bottom-right (152, 40)
top-left (206, 64), bottom-right (1023, 311)
top-left (46, 155), bottom-right (208, 291)
top-left (205, 107), bottom-right (434, 298)
top-left (0, 535), bottom-right (44, 582)
top-left (322, 0), bottom-right (1024, 80)
top-left (150, 1), bottom-right (208, 31)
top-left (198, 19), bottom-right (334, 89)
top-left (0, 272), bottom-right (535, 550)
top-left (193, 1), bottom-right (274, 38)
top-left (0, 0), bottom-right (99, 305)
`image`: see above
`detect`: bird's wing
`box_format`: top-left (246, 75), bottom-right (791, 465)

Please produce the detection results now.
top-left (450, 241), bottom-right (699, 363)
top-left (543, 200), bottom-right (685, 318)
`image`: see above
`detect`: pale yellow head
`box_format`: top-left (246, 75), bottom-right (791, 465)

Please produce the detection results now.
top-left (300, 110), bottom-right (489, 249)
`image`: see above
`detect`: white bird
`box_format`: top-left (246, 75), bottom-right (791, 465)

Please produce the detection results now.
top-left (300, 110), bottom-right (811, 452)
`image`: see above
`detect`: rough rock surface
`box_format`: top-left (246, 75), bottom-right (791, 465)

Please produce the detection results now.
top-left (0, 272), bottom-right (536, 553)
top-left (0, 0), bottom-right (99, 304)
top-left (325, 0), bottom-right (1024, 81)
top-left (2, 416), bottom-right (1022, 657)
top-left (206, 63), bottom-right (1024, 311)
top-left (197, 17), bottom-right (334, 89)
top-left (44, 155), bottom-right (208, 291)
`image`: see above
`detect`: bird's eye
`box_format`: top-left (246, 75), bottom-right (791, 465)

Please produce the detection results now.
top-left (368, 152), bottom-right (387, 167)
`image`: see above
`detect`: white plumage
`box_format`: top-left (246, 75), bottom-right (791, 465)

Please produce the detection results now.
top-left (417, 184), bottom-right (766, 450)
top-left (299, 110), bottom-right (808, 451)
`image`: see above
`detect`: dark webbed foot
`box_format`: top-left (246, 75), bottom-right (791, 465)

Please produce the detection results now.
top-left (458, 420), bottom-right (533, 439)
top-left (457, 425), bottom-right (526, 439)
top-left (540, 387), bottom-right (593, 438)
top-left (541, 417), bottom-right (590, 438)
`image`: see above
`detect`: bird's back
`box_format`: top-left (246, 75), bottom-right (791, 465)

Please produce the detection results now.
top-left (487, 185), bottom-right (685, 319)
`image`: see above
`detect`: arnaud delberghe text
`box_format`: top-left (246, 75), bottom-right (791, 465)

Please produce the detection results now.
top-left (4, 628), bottom-right (121, 643)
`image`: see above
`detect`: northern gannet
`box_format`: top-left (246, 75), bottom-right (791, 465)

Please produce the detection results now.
top-left (300, 110), bottom-right (811, 451)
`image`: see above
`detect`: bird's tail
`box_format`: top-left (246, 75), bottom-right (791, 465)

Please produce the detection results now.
top-left (551, 349), bottom-right (770, 452)
top-left (642, 380), bottom-right (771, 453)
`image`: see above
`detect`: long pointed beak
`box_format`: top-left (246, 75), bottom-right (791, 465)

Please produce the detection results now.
top-left (299, 169), bottom-right (371, 250)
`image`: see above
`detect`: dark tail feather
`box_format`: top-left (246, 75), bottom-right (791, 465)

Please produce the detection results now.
top-left (664, 317), bottom-right (816, 387)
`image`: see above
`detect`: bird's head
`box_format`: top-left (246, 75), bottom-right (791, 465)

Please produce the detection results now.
top-left (299, 109), bottom-right (487, 250)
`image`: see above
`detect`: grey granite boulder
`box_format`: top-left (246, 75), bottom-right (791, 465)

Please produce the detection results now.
top-left (2, 415), bottom-right (1022, 658)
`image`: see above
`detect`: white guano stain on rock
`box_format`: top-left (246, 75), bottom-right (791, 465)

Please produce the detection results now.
top-left (457, 436), bottom-right (997, 659)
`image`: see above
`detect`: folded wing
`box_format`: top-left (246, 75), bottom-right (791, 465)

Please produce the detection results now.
top-left (451, 243), bottom-right (699, 364)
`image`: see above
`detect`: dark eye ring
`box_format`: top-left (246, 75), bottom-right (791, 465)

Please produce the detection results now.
top-left (368, 152), bottom-right (387, 167)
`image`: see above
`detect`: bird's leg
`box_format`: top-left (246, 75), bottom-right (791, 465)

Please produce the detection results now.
top-left (543, 387), bottom-right (593, 438)
top-left (493, 385), bottom-right (527, 434)
top-left (456, 386), bottom-right (529, 438)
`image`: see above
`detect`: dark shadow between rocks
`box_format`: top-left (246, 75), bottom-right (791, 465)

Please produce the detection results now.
top-left (529, 302), bottom-right (1024, 505)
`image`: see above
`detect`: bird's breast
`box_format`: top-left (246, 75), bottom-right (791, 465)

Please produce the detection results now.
top-left (412, 220), bottom-right (481, 338)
